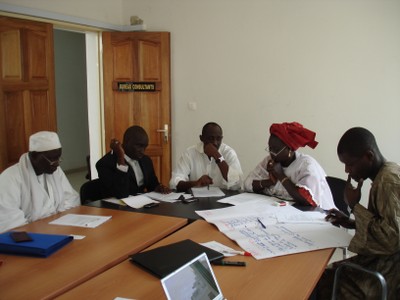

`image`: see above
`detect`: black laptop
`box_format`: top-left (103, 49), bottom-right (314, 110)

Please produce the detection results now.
top-left (130, 239), bottom-right (224, 278)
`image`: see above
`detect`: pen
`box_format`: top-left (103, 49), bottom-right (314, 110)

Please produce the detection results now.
top-left (212, 260), bottom-right (246, 266)
top-left (221, 250), bottom-right (252, 257)
top-left (257, 218), bottom-right (266, 229)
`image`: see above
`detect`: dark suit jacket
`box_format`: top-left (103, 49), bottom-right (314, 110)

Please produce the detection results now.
top-left (96, 152), bottom-right (160, 199)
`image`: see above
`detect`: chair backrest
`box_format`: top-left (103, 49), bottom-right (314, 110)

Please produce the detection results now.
top-left (332, 262), bottom-right (387, 300)
top-left (79, 179), bottom-right (105, 204)
top-left (326, 176), bottom-right (349, 216)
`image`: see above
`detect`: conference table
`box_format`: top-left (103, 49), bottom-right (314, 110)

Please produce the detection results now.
top-left (86, 190), bottom-right (319, 224)
top-left (85, 190), bottom-right (239, 221)
top-left (57, 220), bottom-right (334, 300)
top-left (0, 206), bottom-right (187, 300)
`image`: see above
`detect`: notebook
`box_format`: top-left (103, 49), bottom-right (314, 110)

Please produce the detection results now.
top-left (0, 231), bottom-right (73, 257)
top-left (130, 239), bottom-right (224, 278)
top-left (161, 252), bottom-right (225, 300)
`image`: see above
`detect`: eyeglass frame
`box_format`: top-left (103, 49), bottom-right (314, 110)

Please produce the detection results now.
top-left (265, 145), bottom-right (287, 157)
top-left (41, 154), bottom-right (62, 166)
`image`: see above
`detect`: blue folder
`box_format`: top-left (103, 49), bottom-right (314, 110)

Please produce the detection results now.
top-left (0, 232), bottom-right (73, 257)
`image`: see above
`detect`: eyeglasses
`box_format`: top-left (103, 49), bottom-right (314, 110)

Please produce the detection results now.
top-left (265, 146), bottom-right (287, 156)
top-left (41, 155), bottom-right (62, 166)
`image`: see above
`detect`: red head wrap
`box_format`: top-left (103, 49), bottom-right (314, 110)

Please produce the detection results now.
top-left (269, 122), bottom-right (318, 150)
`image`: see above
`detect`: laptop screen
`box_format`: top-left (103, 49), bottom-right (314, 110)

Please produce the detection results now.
top-left (161, 252), bottom-right (224, 300)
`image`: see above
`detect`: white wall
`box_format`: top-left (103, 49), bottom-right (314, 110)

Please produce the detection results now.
top-left (120, 0), bottom-right (400, 186)
top-left (1, 0), bottom-right (123, 25)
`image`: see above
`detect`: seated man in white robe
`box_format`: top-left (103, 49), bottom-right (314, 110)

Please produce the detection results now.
top-left (0, 131), bottom-right (80, 232)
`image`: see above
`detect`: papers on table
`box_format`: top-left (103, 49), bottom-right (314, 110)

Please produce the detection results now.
top-left (145, 192), bottom-right (192, 203)
top-left (101, 192), bottom-right (194, 208)
top-left (102, 198), bottom-right (127, 206)
top-left (121, 195), bottom-right (158, 209)
top-left (196, 203), bottom-right (352, 260)
top-left (276, 211), bottom-right (327, 224)
top-left (49, 214), bottom-right (112, 228)
top-left (200, 241), bottom-right (247, 257)
top-left (217, 192), bottom-right (295, 207)
top-left (217, 192), bottom-right (278, 206)
top-left (191, 186), bottom-right (225, 197)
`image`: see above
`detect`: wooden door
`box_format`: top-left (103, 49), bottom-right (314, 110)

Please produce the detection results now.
top-left (0, 16), bottom-right (56, 171)
top-left (102, 32), bottom-right (171, 185)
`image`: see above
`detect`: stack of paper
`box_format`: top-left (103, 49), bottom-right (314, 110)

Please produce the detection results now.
top-left (121, 195), bottom-right (158, 209)
top-left (191, 186), bottom-right (225, 197)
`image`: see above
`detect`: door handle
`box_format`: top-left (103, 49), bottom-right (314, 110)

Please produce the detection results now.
top-left (157, 124), bottom-right (169, 143)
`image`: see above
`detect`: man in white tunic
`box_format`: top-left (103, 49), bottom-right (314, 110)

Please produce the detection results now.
top-left (169, 122), bottom-right (243, 192)
top-left (0, 131), bottom-right (80, 232)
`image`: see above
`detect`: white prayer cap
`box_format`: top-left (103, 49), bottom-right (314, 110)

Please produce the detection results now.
top-left (29, 131), bottom-right (62, 152)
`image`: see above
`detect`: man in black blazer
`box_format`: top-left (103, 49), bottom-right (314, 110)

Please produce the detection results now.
top-left (96, 126), bottom-right (170, 199)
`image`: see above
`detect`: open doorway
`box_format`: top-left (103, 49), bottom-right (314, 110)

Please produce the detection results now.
top-left (54, 29), bottom-right (89, 191)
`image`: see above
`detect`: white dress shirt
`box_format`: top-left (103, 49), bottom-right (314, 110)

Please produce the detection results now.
top-left (169, 142), bottom-right (243, 190)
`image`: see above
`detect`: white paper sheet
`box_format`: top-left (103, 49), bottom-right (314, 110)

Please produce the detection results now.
top-left (145, 192), bottom-right (192, 203)
top-left (276, 211), bottom-right (328, 224)
top-left (196, 204), bottom-right (352, 260)
top-left (102, 198), bottom-right (127, 206)
top-left (196, 201), bottom-right (297, 222)
top-left (200, 241), bottom-right (246, 257)
top-left (191, 186), bottom-right (225, 197)
top-left (121, 195), bottom-right (159, 209)
top-left (49, 214), bottom-right (112, 228)
top-left (217, 192), bottom-right (278, 206)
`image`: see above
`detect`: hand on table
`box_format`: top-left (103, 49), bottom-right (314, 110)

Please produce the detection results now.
top-left (155, 184), bottom-right (172, 194)
top-left (325, 208), bottom-right (355, 229)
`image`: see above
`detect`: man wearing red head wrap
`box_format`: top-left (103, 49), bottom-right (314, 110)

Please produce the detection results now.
top-left (244, 122), bottom-right (336, 210)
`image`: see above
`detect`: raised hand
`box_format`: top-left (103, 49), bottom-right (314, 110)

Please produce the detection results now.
top-left (110, 138), bottom-right (125, 165)
top-left (203, 143), bottom-right (220, 159)
top-left (267, 160), bottom-right (283, 182)
top-left (344, 174), bottom-right (363, 209)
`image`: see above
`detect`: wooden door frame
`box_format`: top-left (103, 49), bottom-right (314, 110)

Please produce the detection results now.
top-left (0, 10), bottom-right (172, 181)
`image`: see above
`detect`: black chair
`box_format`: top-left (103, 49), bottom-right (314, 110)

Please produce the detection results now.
top-left (326, 176), bottom-right (349, 216)
top-left (79, 179), bottom-right (106, 205)
top-left (332, 262), bottom-right (387, 300)
top-left (326, 176), bottom-right (350, 259)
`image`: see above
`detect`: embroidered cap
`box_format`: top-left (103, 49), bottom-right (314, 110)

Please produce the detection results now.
top-left (29, 131), bottom-right (62, 152)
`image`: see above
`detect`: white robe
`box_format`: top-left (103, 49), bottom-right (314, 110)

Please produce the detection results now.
top-left (244, 151), bottom-right (336, 210)
top-left (0, 153), bottom-right (80, 232)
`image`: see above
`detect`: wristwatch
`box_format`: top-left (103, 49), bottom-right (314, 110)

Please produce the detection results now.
top-left (215, 156), bottom-right (225, 164)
